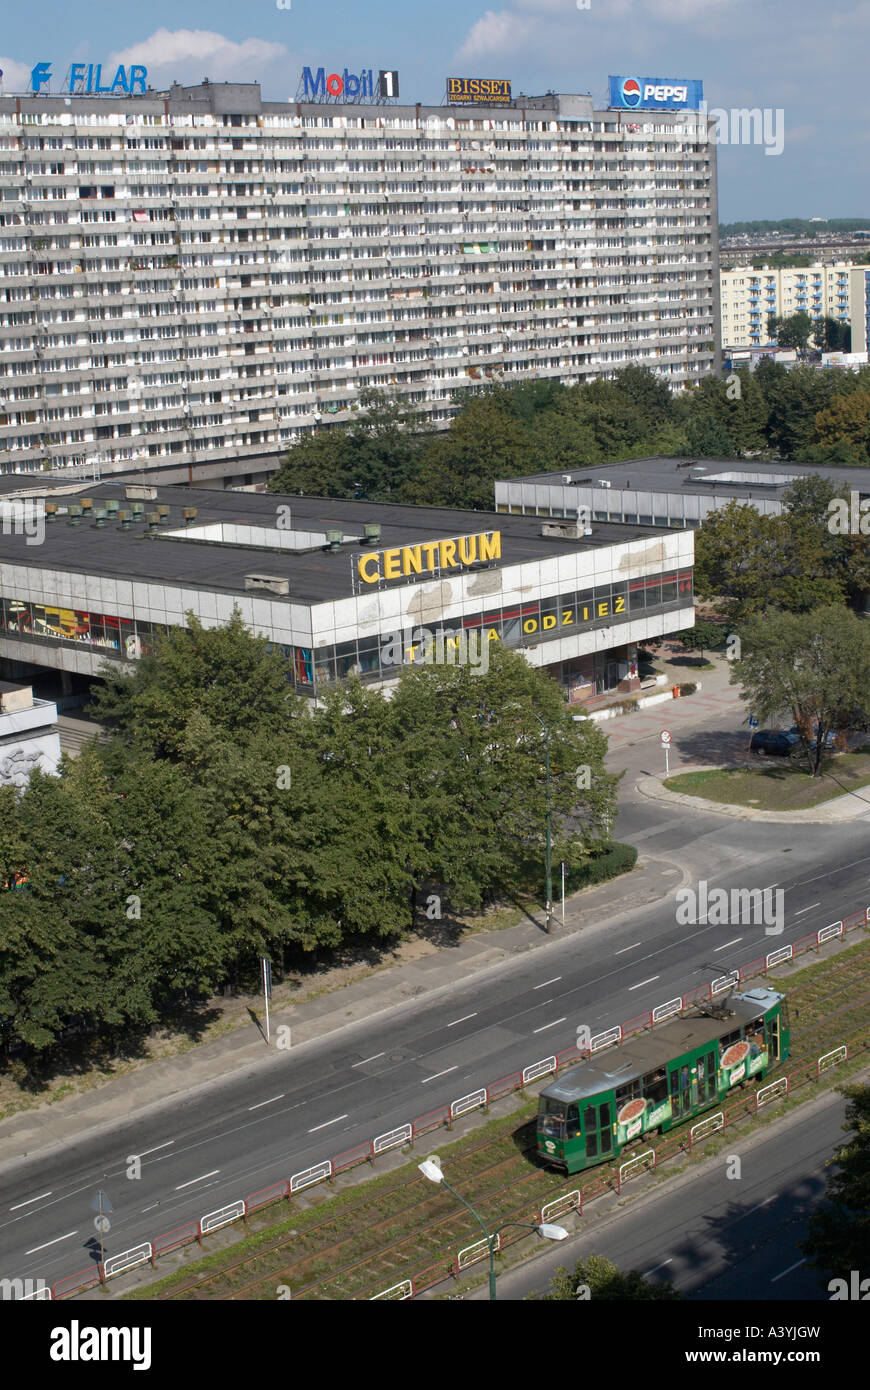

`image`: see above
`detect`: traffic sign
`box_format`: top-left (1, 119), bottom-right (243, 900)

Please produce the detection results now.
top-left (90, 1190), bottom-right (113, 1214)
top-left (660, 730), bottom-right (671, 745)
top-left (749, 714), bottom-right (758, 728)
top-left (94, 1215), bottom-right (111, 1234)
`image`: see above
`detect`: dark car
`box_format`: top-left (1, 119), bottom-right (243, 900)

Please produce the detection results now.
top-left (750, 729), bottom-right (800, 756)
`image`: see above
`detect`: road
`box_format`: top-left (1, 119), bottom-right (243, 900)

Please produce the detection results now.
top-left (466, 1080), bottom-right (858, 1301)
top-left (1, 675), bottom-right (868, 1293)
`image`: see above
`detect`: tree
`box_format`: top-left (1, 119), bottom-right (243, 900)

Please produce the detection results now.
top-left (802, 1084), bottom-right (870, 1280)
top-left (89, 608), bottom-right (301, 763)
top-left (611, 364), bottom-right (677, 432)
top-left (730, 605), bottom-right (870, 775)
top-left (403, 392), bottom-right (530, 508)
top-left (767, 311), bottom-right (814, 356)
top-left (759, 364), bottom-right (841, 458)
top-left (809, 390), bottom-right (870, 466)
top-left (673, 619), bottom-right (724, 659)
top-left (269, 389), bottom-right (425, 500)
top-left (532, 1253), bottom-right (681, 1300)
top-left (813, 316), bottom-right (851, 354)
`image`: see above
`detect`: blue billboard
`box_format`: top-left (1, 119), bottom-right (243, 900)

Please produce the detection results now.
top-left (609, 76), bottom-right (703, 111)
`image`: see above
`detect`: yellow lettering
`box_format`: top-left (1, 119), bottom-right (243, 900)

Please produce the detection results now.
top-left (581, 606), bottom-right (590, 621)
top-left (402, 544), bottom-right (422, 577)
top-left (543, 614), bottom-right (556, 629)
top-left (479, 531), bottom-right (502, 562)
top-left (383, 548), bottom-right (401, 580)
top-left (562, 609), bottom-right (574, 626)
top-left (458, 534), bottom-right (478, 564)
top-left (358, 552), bottom-right (381, 583)
top-left (439, 539), bottom-right (458, 569)
top-left (523, 618), bottom-right (538, 634)
top-left (487, 627), bottom-right (499, 642)
top-left (614, 595), bottom-right (626, 613)
top-left (421, 540), bottom-right (440, 570)
top-left (597, 600), bottom-right (609, 618)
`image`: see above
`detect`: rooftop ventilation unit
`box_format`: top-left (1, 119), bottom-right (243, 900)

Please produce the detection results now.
top-left (597, 479), bottom-right (612, 489)
top-left (244, 574), bottom-right (290, 596)
top-left (562, 474), bottom-right (572, 484)
top-left (364, 522), bottom-right (381, 544)
top-left (326, 528), bottom-right (344, 552)
top-left (541, 520), bottom-right (588, 541)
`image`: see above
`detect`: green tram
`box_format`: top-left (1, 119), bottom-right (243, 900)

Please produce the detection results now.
top-left (537, 986), bottom-right (790, 1174)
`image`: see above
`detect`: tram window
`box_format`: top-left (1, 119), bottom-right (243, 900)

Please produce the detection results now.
top-left (615, 1079), bottom-right (641, 1107)
top-left (746, 1018), bottom-right (765, 1055)
top-left (600, 1127), bottom-right (612, 1153)
top-left (642, 1068), bottom-right (668, 1105)
top-left (566, 1103), bottom-right (580, 1139)
top-left (583, 1106), bottom-right (597, 1132)
top-left (599, 1104), bottom-right (610, 1128)
top-left (586, 1133), bottom-right (599, 1158)
top-left (719, 1029), bottom-right (741, 1056)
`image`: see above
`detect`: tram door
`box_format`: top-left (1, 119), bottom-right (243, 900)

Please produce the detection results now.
top-left (766, 1012), bottom-right (781, 1061)
top-left (668, 1060), bottom-right (694, 1119)
top-left (582, 1101), bottom-right (614, 1162)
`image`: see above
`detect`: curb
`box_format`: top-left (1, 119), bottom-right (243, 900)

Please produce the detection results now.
top-left (635, 768), bottom-right (870, 823)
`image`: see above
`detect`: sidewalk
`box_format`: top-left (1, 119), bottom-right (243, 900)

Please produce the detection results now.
top-left (638, 767), bottom-right (870, 824)
top-left (0, 853), bottom-right (686, 1170)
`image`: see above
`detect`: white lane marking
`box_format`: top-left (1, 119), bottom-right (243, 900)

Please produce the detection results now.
top-left (447, 1013), bottom-right (477, 1027)
top-left (308, 1114), bottom-right (348, 1133)
top-left (628, 976), bottom-right (660, 990)
top-left (771, 1257), bottom-right (806, 1283)
top-left (139, 1140), bottom-right (175, 1157)
top-left (26, 1230), bottom-right (78, 1254)
top-left (614, 942), bottom-right (641, 955)
top-left (763, 884), bottom-right (779, 890)
top-left (534, 1018), bottom-right (567, 1034)
top-left (745, 1195), bottom-right (777, 1216)
top-left (141, 1203), bottom-right (161, 1213)
top-left (534, 977), bottom-right (562, 989)
top-left (175, 1169), bottom-right (220, 1191)
top-left (352, 1053), bottom-right (385, 1067)
top-left (794, 903), bottom-right (820, 916)
top-left (714, 937), bottom-right (743, 951)
top-left (249, 1095), bottom-right (284, 1111)
top-left (422, 1066), bottom-right (458, 1084)
top-left (642, 1258), bottom-right (673, 1277)
top-left (10, 1191), bottom-right (52, 1211)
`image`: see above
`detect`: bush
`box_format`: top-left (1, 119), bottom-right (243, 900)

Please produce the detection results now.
top-left (561, 841), bottom-right (638, 894)
top-left (678, 682), bottom-right (697, 696)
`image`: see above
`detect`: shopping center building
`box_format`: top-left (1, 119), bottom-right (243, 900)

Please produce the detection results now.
top-left (0, 71), bottom-right (718, 487)
top-left (0, 483), bottom-right (694, 703)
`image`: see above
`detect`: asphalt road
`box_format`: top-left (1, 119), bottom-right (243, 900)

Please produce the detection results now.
top-left (466, 1080), bottom-right (857, 1301)
top-left (1, 693), bottom-right (868, 1293)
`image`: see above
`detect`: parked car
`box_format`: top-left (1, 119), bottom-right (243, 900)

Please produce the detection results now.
top-left (750, 729), bottom-right (800, 756)
top-left (788, 724), bottom-right (836, 748)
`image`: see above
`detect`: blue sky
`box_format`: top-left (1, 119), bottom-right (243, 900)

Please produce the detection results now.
top-left (0, 0), bottom-right (864, 222)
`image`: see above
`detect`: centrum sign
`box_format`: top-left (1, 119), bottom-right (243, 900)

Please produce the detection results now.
top-left (31, 61), bottom-right (147, 95)
top-left (355, 530), bottom-right (501, 586)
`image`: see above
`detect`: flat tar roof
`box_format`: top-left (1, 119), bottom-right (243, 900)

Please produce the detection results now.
top-left (0, 485), bottom-right (670, 606)
top-left (509, 455), bottom-right (870, 501)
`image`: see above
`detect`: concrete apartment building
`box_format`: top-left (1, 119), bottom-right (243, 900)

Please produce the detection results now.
top-left (0, 75), bottom-right (719, 488)
top-left (720, 262), bottom-right (853, 348)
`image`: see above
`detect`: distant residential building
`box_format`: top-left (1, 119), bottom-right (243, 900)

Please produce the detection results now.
top-left (720, 262), bottom-right (853, 347)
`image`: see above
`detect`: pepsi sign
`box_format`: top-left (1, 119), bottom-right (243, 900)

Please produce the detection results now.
top-left (609, 75), bottom-right (702, 111)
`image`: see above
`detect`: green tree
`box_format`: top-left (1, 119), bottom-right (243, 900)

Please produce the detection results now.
top-left (802, 1084), bottom-right (870, 1280)
top-left (269, 389), bottom-right (425, 500)
top-left (403, 392), bottom-right (530, 508)
top-left (767, 311), bottom-right (814, 355)
top-left (673, 619), bottom-right (724, 659)
top-left (731, 605), bottom-right (870, 775)
top-left (532, 1253), bottom-right (681, 1300)
top-left (813, 316), bottom-right (851, 354)
top-left (808, 390), bottom-right (870, 465)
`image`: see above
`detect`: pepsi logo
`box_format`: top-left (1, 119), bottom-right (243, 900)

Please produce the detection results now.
top-left (621, 77), bottom-right (641, 107)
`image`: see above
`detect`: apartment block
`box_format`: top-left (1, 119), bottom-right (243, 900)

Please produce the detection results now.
top-left (0, 80), bottom-right (719, 485)
top-left (720, 261), bottom-right (853, 348)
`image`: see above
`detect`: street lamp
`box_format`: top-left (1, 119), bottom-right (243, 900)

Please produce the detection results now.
top-left (530, 711), bottom-right (554, 934)
top-left (418, 1156), bottom-right (568, 1299)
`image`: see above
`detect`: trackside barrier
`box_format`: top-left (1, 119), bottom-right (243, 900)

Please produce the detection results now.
top-left (818, 922), bottom-right (843, 945)
top-left (103, 1244), bottom-right (152, 1280)
top-left (622, 1012), bottom-right (653, 1039)
top-left (765, 945), bottom-right (792, 970)
top-left (689, 1112), bottom-right (724, 1146)
top-left (371, 1279), bottom-right (413, 1300)
top-left (21, 1285), bottom-right (52, 1300)
top-left (450, 1090), bottom-right (487, 1120)
top-left (290, 1160), bottom-right (332, 1193)
top-left (200, 1202), bottom-right (244, 1235)
top-left (652, 997), bottom-right (683, 1023)
top-left (618, 1149), bottom-right (655, 1187)
top-left (458, 1233), bottom-right (499, 1269)
top-left (541, 1190), bottom-right (581, 1223)
top-left (711, 971), bottom-right (739, 996)
top-left (591, 1026), bottom-right (621, 1053)
top-left (245, 1181), bottom-right (289, 1216)
top-left (373, 1124), bottom-right (412, 1155)
top-left (522, 1057), bottom-right (557, 1085)
top-left (49, 896), bottom-right (870, 1298)
top-left (818, 1046), bottom-right (847, 1074)
top-left (756, 1077), bottom-right (788, 1108)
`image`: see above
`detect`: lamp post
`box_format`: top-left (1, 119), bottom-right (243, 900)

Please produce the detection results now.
top-left (418, 1157), bottom-right (567, 1299)
top-left (530, 711), bottom-right (553, 934)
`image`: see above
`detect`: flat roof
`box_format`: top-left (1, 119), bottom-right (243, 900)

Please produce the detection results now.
top-left (0, 485), bottom-right (669, 606)
top-left (507, 455), bottom-right (870, 501)
top-left (540, 992), bottom-right (778, 1103)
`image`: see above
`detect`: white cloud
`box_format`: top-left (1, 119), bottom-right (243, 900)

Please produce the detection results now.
top-left (0, 57), bottom-right (34, 92)
top-left (108, 29), bottom-right (289, 87)
top-left (457, 11), bottom-right (537, 61)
